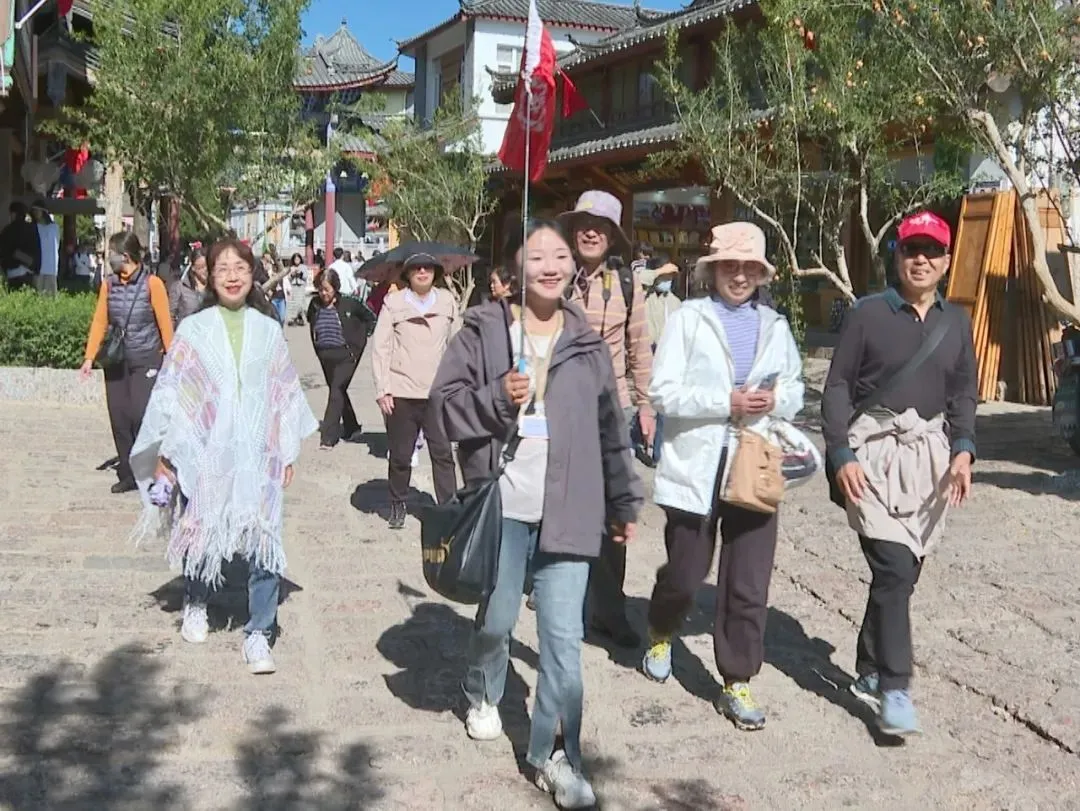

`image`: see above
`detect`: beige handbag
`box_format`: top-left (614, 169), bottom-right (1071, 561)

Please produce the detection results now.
top-left (723, 428), bottom-right (785, 514)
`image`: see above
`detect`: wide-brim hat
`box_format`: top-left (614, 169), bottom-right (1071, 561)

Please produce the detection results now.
top-left (695, 222), bottom-right (776, 281)
top-left (557, 190), bottom-right (632, 258)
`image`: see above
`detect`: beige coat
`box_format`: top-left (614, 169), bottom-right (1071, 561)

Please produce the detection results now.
top-left (845, 409), bottom-right (951, 558)
top-left (644, 291), bottom-right (680, 345)
top-left (371, 288), bottom-right (458, 399)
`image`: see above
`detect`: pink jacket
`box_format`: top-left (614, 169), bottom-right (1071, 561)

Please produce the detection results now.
top-left (371, 288), bottom-right (459, 399)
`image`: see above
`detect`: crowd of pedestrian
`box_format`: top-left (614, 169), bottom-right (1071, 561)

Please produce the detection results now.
top-left (70, 185), bottom-right (975, 809)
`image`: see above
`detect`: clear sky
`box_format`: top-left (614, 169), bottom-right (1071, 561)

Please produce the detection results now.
top-left (301, 0), bottom-right (688, 66)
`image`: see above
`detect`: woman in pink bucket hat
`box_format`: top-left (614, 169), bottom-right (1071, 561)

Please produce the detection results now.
top-left (643, 221), bottom-right (804, 731)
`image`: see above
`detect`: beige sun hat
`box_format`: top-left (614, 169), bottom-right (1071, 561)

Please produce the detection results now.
top-left (695, 222), bottom-right (776, 281)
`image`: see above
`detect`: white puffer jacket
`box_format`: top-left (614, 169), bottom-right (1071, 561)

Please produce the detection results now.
top-left (649, 297), bottom-right (804, 516)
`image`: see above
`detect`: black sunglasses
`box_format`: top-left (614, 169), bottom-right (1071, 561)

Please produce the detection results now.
top-left (899, 241), bottom-right (947, 259)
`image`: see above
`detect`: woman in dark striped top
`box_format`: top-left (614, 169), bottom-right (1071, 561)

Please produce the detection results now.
top-left (307, 269), bottom-right (375, 449)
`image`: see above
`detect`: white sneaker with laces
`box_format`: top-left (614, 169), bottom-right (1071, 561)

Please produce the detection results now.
top-left (465, 701), bottom-right (503, 741)
top-left (180, 601), bottom-right (209, 644)
top-left (535, 750), bottom-right (596, 809)
top-left (243, 633), bottom-right (276, 674)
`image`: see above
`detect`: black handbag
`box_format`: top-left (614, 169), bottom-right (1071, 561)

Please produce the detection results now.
top-left (825, 315), bottom-right (953, 508)
top-left (419, 430), bottom-right (520, 606)
top-left (95, 270), bottom-right (144, 369)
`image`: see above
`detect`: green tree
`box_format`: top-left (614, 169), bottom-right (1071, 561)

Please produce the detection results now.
top-left (362, 102), bottom-right (496, 308)
top-left (43, 0), bottom-right (334, 239)
top-left (656, 0), bottom-right (966, 300)
top-left (872, 0), bottom-right (1080, 323)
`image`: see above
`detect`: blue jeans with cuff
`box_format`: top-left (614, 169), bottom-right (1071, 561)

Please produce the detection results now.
top-left (464, 518), bottom-right (591, 771)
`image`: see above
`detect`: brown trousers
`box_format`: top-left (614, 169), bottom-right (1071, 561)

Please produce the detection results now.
top-left (648, 471), bottom-right (779, 682)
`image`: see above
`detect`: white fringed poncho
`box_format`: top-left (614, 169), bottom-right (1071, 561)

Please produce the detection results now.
top-left (130, 306), bottom-right (318, 584)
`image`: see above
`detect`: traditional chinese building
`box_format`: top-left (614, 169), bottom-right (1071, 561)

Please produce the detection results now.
top-left (276, 20), bottom-right (415, 260)
top-left (487, 0), bottom-right (889, 323)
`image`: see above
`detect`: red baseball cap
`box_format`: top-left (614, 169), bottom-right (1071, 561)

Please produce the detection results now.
top-left (897, 211), bottom-right (951, 250)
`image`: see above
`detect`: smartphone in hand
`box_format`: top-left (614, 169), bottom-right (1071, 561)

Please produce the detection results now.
top-left (757, 372), bottom-right (779, 391)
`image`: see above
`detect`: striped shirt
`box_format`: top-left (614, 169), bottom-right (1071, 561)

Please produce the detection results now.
top-left (567, 267), bottom-right (654, 410)
top-left (712, 296), bottom-right (760, 386)
top-left (312, 304), bottom-right (346, 349)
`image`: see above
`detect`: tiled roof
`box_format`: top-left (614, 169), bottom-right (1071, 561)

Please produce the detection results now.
top-left (381, 70), bottom-right (416, 88)
top-left (489, 0), bottom-right (751, 98)
top-left (491, 120), bottom-right (680, 171)
top-left (561, 0), bottom-right (752, 68)
top-left (296, 21), bottom-right (399, 89)
top-left (398, 0), bottom-right (646, 53)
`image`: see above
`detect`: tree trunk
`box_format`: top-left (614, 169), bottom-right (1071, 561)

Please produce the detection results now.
top-left (969, 108), bottom-right (1080, 325)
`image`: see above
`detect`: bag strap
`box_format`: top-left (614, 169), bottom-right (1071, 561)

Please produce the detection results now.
top-left (848, 310), bottom-right (952, 426)
top-left (114, 269), bottom-right (145, 334)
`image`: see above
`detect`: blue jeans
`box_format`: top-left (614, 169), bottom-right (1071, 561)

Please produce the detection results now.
top-left (271, 297), bottom-right (287, 325)
top-left (652, 412), bottom-right (665, 463)
top-left (184, 563), bottom-right (280, 637)
top-left (464, 519), bottom-right (591, 771)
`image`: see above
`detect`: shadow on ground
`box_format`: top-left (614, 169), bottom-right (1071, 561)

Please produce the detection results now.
top-left (0, 643), bottom-right (387, 810)
top-left (765, 608), bottom-right (902, 747)
top-left (232, 706), bottom-right (384, 810)
top-left (376, 594), bottom-right (538, 775)
top-left (0, 643), bottom-right (201, 809)
top-left (350, 479), bottom-right (435, 521)
top-left (149, 557), bottom-right (303, 636)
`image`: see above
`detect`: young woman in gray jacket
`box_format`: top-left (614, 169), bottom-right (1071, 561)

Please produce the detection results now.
top-left (429, 219), bottom-right (643, 810)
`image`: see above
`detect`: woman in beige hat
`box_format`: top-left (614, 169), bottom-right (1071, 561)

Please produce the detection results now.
top-left (642, 221), bottom-right (804, 731)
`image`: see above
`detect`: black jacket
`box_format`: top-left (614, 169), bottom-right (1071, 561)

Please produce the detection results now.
top-left (0, 219), bottom-right (41, 273)
top-left (307, 295), bottom-right (376, 356)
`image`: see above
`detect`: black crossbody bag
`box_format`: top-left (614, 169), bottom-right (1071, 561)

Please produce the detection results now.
top-left (825, 315), bottom-right (953, 508)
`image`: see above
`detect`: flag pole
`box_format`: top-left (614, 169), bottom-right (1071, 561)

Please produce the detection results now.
top-left (518, 80), bottom-right (531, 375)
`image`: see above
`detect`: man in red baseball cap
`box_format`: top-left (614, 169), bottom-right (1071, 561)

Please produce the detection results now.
top-left (821, 209), bottom-right (977, 737)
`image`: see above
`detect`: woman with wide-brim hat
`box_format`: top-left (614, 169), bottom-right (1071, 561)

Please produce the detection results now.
top-left (370, 252), bottom-right (459, 529)
top-left (642, 222), bottom-right (804, 731)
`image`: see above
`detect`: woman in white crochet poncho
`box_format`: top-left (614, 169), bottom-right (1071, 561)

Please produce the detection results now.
top-left (131, 238), bottom-right (318, 675)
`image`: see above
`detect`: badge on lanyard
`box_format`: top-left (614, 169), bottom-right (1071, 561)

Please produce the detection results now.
top-left (519, 403), bottom-right (549, 440)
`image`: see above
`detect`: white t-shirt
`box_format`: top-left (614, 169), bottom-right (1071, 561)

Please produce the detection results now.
top-left (329, 259), bottom-right (357, 296)
top-left (499, 325), bottom-right (555, 524)
top-left (37, 222), bottom-right (60, 277)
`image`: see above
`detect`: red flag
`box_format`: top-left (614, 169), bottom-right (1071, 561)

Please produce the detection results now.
top-left (560, 71), bottom-right (589, 118)
top-left (58, 0), bottom-right (74, 16)
top-left (497, 0), bottom-right (557, 182)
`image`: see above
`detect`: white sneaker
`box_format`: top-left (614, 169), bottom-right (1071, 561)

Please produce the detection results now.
top-left (410, 448), bottom-right (421, 468)
top-left (465, 701), bottom-right (503, 741)
top-left (243, 633), bottom-right (276, 675)
top-left (180, 601), bottom-right (208, 644)
top-left (535, 750), bottom-right (596, 809)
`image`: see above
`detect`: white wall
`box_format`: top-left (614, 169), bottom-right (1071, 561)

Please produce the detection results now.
top-left (470, 19), bottom-right (604, 153)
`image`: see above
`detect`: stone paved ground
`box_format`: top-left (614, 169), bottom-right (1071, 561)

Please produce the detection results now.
top-left (1, 329), bottom-right (1079, 810)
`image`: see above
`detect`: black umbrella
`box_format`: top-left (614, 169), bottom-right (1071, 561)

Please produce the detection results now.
top-left (358, 241), bottom-right (479, 284)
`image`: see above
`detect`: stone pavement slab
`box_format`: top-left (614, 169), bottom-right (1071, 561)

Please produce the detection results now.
top-left (0, 326), bottom-right (1078, 810)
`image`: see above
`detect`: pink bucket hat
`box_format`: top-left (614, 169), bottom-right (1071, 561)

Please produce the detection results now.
top-left (557, 190), bottom-right (632, 257)
top-left (695, 222), bottom-right (776, 281)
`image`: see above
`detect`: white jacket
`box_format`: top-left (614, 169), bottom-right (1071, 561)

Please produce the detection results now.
top-left (649, 297), bottom-right (804, 516)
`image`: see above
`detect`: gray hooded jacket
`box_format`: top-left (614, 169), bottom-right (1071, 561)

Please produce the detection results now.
top-left (429, 298), bottom-right (643, 559)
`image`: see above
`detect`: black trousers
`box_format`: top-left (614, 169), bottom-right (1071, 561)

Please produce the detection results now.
top-left (587, 535), bottom-right (630, 630)
top-left (856, 536), bottom-right (923, 691)
top-left (104, 359), bottom-right (160, 484)
top-left (316, 345), bottom-right (360, 446)
top-left (648, 503), bottom-right (779, 682)
top-left (385, 397), bottom-right (456, 505)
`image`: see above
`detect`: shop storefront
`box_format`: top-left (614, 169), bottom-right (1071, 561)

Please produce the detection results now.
top-left (631, 187), bottom-right (711, 266)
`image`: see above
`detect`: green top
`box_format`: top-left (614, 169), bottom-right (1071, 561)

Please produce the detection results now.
top-left (218, 305), bottom-right (245, 367)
